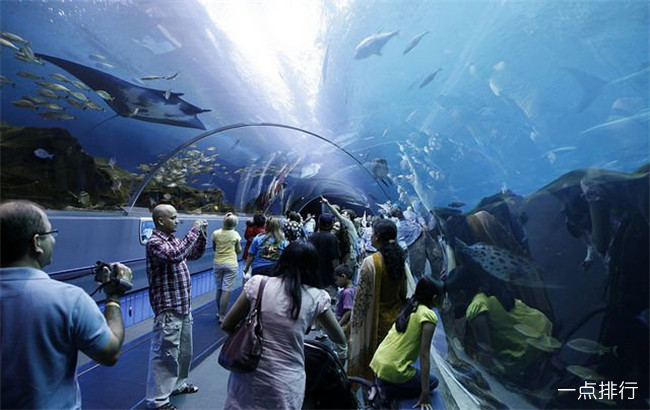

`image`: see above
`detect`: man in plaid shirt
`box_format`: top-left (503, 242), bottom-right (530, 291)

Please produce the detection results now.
top-left (145, 204), bottom-right (207, 410)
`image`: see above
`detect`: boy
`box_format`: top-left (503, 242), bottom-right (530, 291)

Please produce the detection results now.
top-left (334, 264), bottom-right (356, 333)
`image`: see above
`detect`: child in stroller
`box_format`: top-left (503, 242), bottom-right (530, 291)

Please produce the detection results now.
top-left (302, 339), bottom-right (389, 409)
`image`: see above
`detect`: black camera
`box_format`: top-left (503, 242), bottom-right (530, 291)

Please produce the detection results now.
top-left (93, 261), bottom-right (133, 293)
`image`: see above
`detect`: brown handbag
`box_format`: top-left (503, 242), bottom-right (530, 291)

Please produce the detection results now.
top-left (218, 276), bottom-right (269, 373)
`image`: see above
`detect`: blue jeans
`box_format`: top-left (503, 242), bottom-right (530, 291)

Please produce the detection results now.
top-left (146, 311), bottom-right (193, 408)
top-left (376, 369), bottom-right (439, 401)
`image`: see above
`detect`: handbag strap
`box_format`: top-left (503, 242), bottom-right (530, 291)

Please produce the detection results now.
top-left (252, 276), bottom-right (269, 318)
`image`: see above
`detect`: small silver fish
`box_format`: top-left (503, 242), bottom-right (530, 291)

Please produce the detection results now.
top-left (17, 71), bottom-right (42, 79)
top-left (0, 37), bottom-right (20, 51)
top-left (140, 75), bottom-right (165, 81)
top-left (39, 111), bottom-right (76, 120)
top-left (71, 80), bottom-right (91, 91)
top-left (0, 75), bottom-right (15, 87)
top-left (12, 99), bottom-right (38, 109)
top-left (33, 148), bottom-right (55, 160)
top-left (50, 73), bottom-right (72, 83)
top-left (566, 339), bottom-right (617, 356)
top-left (1, 32), bottom-right (28, 44)
top-left (166, 72), bottom-right (179, 80)
top-left (95, 90), bottom-right (114, 101)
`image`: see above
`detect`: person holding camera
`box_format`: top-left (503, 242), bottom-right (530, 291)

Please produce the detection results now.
top-left (145, 204), bottom-right (207, 410)
top-left (0, 200), bottom-right (132, 409)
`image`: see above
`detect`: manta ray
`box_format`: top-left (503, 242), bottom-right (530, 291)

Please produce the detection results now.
top-left (36, 53), bottom-right (210, 129)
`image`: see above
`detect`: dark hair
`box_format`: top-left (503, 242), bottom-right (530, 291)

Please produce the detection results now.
top-left (0, 201), bottom-right (48, 266)
top-left (288, 211), bottom-right (301, 222)
top-left (343, 209), bottom-right (357, 220)
top-left (275, 241), bottom-right (320, 320)
top-left (334, 264), bottom-right (353, 279)
top-left (373, 218), bottom-right (405, 280)
top-left (319, 213), bottom-right (334, 231)
top-left (253, 213), bottom-right (266, 228)
top-left (395, 277), bottom-right (444, 332)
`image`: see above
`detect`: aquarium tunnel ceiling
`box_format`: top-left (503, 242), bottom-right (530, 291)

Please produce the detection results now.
top-left (1, 0), bottom-right (648, 214)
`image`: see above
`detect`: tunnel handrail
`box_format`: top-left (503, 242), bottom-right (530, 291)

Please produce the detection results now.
top-left (123, 122), bottom-right (390, 215)
top-left (48, 257), bottom-right (146, 280)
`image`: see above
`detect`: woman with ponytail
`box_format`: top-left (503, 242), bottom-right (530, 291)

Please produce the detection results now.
top-left (370, 277), bottom-right (444, 409)
top-left (348, 218), bottom-right (416, 381)
top-left (222, 241), bottom-right (346, 409)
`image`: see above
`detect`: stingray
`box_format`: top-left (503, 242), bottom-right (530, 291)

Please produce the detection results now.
top-left (35, 53), bottom-right (210, 130)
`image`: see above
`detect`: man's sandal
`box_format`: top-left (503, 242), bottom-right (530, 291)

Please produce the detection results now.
top-left (171, 384), bottom-right (199, 396)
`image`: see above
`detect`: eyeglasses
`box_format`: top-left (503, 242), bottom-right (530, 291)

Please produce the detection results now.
top-left (35, 229), bottom-right (58, 238)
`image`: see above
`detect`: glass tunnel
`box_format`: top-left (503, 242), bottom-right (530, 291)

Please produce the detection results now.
top-left (1, 1), bottom-right (648, 409)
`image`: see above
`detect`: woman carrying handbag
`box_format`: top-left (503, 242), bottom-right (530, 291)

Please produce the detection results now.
top-left (221, 241), bottom-right (346, 409)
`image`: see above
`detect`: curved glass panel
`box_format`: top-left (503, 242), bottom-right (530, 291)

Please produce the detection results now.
top-left (1, 1), bottom-right (648, 408)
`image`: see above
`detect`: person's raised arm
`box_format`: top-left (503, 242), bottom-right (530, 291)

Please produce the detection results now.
top-left (414, 321), bottom-right (436, 410)
top-left (321, 196), bottom-right (344, 220)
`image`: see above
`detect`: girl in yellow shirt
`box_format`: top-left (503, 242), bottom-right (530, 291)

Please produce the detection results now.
top-left (370, 277), bottom-right (444, 410)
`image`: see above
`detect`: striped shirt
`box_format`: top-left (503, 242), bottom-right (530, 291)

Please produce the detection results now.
top-left (146, 227), bottom-right (206, 316)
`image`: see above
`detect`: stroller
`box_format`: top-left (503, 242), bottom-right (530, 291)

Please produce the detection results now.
top-left (302, 340), bottom-right (384, 409)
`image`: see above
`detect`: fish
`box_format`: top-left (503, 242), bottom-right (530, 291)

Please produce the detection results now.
top-left (0, 37), bottom-right (20, 51)
top-left (566, 365), bottom-right (603, 381)
top-left (36, 54), bottom-right (210, 129)
top-left (42, 103), bottom-right (65, 111)
top-left (37, 88), bottom-right (61, 99)
top-left (39, 111), bottom-right (76, 120)
top-left (22, 95), bottom-right (48, 105)
top-left (17, 71), bottom-right (42, 79)
top-left (164, 89), bottom-right (172, 100)
top-left (89, 53), bottom-right (107, 61)
top-left (33, 148), bottom-right (55, 160)
top-left (36, 81), bottom-right (72, 93)
top-left (1, 32), bottom-right (28, 44)
top-left (353, 30), bottom-right (399, 59)
top-left (0, 75), bottom-right (15, 87)
top-left (448, 201), bottom-right (466, 208)
top-left (527, 336), bottom-right (562, 352)
top-left (166, 72), bottom-right (179, 80)
top-left (419, 67), bottom-right (442, 89)
top-left (50, 73), bottom-right (72, 83)
top-left (12, 99), bottom-right (38, 109)
top-left (566, 338), bottom-right (617, 356)
top-left (403, 31), bottom-right (429, 55)
top-left (140, 75), bottom-right (166, 81)
top-left (96, 90), bottom-right (114, 101)
top-left (71, 80), bottom-right (91, 91)
top-left (454, 238), bottom-right (547, 287)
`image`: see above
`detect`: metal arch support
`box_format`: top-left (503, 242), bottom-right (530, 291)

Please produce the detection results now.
top-left (123, 122), bottom-right (391, 215)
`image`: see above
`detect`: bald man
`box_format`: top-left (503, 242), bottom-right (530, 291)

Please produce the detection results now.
top-left (145, 204), bottom-right (207, 410)
top-left (0, 200), bottom-right (132, 409)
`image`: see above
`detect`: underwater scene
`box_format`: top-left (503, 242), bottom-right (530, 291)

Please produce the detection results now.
top-left (1, 1), bottom-right (648, 408)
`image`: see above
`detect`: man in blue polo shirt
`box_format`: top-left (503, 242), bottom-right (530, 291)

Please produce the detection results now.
top-left (0, 200), bottom-right (132, 409)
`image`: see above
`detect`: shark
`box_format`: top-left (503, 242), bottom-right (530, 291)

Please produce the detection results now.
top-left (354, 30), bottom-right (399, 59)
top-left (35, 53), bottom-right (210, 129)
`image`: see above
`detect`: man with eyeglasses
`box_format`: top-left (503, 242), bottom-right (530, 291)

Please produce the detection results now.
top-left (0, 200), bottom-right (133, 409)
